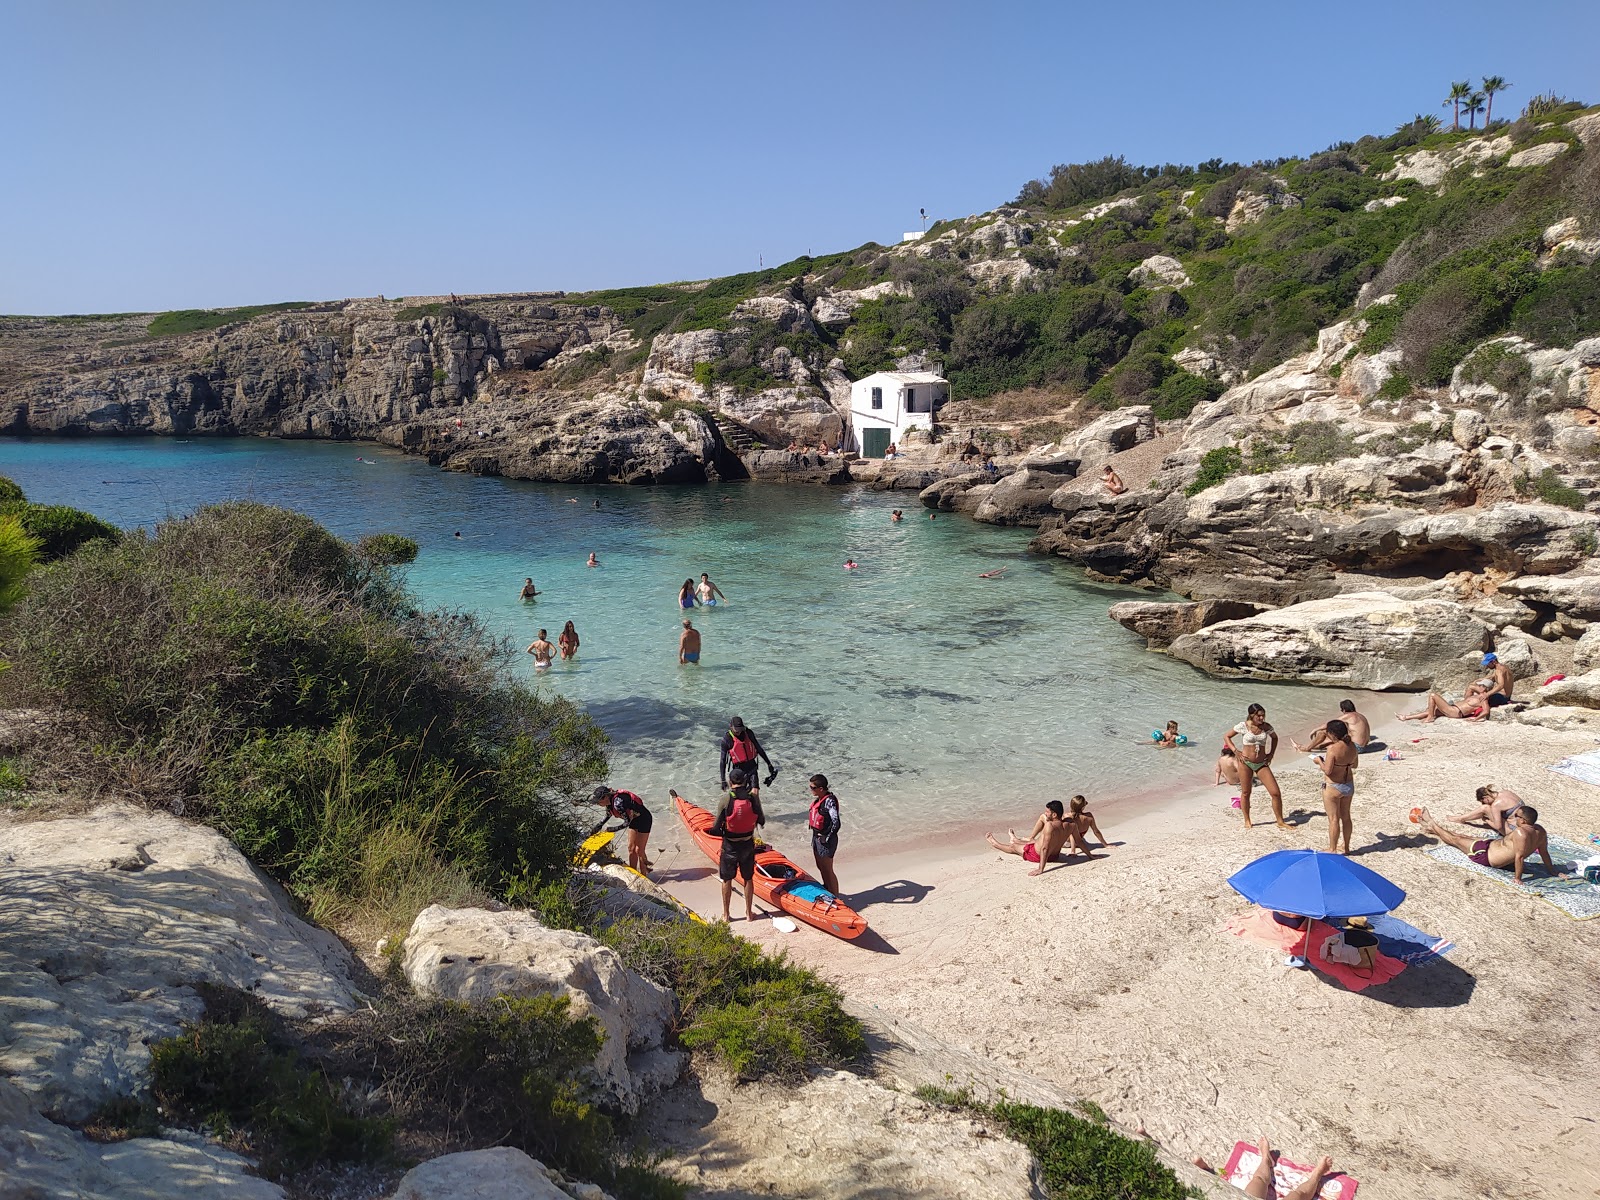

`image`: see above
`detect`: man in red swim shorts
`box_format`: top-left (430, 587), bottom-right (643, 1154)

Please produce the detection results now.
top-left (985, 801), bottom-right (1072, 876)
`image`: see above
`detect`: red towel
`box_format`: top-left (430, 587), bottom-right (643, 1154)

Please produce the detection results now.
top-left (1225, 910), bottom-right (1407, 992)
top-left (1222, 1140), bottom-right (1359, 1198)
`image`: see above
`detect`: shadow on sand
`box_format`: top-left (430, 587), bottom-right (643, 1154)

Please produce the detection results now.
top-left (1314, 956), bottom-right (1477, 1008)
top-left (847, 878), bottom-right (934, 909)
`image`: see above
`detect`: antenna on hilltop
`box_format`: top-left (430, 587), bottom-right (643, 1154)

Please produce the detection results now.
top-left (920, 207), bottom-right (927, 233)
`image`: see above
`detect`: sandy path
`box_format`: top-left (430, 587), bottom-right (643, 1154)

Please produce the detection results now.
top-left (653, 712), bottom-right (1600, 1199)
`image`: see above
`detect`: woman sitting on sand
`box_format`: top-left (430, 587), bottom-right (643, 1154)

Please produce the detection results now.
top-left (1399, 691), bottom-right (1488, 723)
top-left (1068, 795), bottom-right (1108, 852)
top-left (1223, 703), bottom-right (1287, 829)
top-left (1215, 746), bottom-right (1241, 787)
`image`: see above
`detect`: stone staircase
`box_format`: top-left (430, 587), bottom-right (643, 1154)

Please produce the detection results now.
top-left (711, 413), bottom-right (764, 454)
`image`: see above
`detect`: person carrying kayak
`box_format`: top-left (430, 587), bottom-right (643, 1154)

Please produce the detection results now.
top-left (590, 786), bottom-right (654, 875)
top-left (712, 777), bottom-right (766, 922)
top-left (808, 773), bottom-right (842, 894)
top-left (719, 716), bottom-right (776, 794)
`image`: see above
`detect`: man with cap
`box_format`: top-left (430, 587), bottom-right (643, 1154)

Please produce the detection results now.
top-left (719, 716), bottom-right (776, 795)
top-left (590, 785), bottom-right (654, 875)
top-left (1471, 652), bottom-right (1515, 709)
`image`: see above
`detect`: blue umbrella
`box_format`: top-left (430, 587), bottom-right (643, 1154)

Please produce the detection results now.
top-left (1228, 849), bottom-right (1406, 968)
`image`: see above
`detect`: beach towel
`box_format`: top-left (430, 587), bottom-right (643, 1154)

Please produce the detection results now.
top-left (1223, 1141), bottom-right (1359, 1199)
top-left (1225, 910), bottom-right (1407, 992)
top-left (1367, 913), bottom-right (1455, 966)
top-left (1424, 834), bottom-right (1600, 920)
top-left (1547, 748), bottom-right (1600, 788)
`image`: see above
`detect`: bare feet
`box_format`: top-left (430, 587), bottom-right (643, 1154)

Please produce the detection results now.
top-left (985, 832), bottom-right (1003, 851)
top-left (1275, 819), bottom-right (1292, 829)
top-left (1290, 738), bottom-right (1306, 752)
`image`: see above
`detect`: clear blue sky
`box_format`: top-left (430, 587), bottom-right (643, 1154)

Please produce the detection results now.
top-left (4, 0), bottom-right (1597, 314)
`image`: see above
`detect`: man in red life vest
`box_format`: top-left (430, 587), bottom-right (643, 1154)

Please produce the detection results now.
top-left (719, 715), bottom-right (776, 795)
top-left (712, 777), bottom-right (766, 922)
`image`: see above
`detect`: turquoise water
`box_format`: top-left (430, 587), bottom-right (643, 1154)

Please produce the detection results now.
top-left (0, 437), bottom-right (1342, 841)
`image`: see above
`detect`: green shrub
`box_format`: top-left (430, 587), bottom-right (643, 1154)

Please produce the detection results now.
top-left (148, 985), bottom-right (391, 1176)
top-left (0, 476), bottom-right (23, 504)
top-left (916, 1088), bottom-right (1196, 1200)
top-left (1378, 371), bottom-right (1413, 399)
top-left (0, 501), bottom-right (119, 561)
top-left (1285, 420), bottom-right (1353, 464)
top-left (432, 367), bottom-right (448, 385)
top-left (1, 502), bottom-right (605, 911)
top-left (1511, 266), bottom-right (1600, 347)
top-left (148, 303), bottom-right (311, 337)
top-left (1185, 447), bottom-right (1243, 496)
top-left (1153, 370), bottom-right (1224, 420)
top-left (600, 918), bottom-right (865, 1081)
top-left (1527, 467), bottom-right (1587, 510)
top-left (394, 302), bottom-right (447, 321)
top-left (1459, 341), bottom-right (1532, 395)
top-left (0, 756), bottom-right (27, 794)
top-left (356, 532), bottom-right (420, 564)
top-left (0, 515), bottom-right (38, 612)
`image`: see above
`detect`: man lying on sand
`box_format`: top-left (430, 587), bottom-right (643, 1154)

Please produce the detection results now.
top-left (1419, 806), bottom-right (1570, 884)
top-left (1449, 784), bottom-right (1526, 833)
top-left (985, 800), bottom-right (1072, 876)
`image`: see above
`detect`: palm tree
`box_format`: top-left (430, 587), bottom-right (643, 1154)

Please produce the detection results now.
top-left (1443, 80), bottom-right (1472, 131)
top-left (1410, 113), bottom-right (1442, 134)
top-left (1466, 91), bottom-right (1487, 130)
top-left (1481, 76), bottom-right (1509, 125)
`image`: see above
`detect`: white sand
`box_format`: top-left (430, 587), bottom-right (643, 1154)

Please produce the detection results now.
top-left (653, 711), bottom-right (1600, 1200)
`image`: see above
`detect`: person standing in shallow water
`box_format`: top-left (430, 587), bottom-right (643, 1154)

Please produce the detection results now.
top-left (526, 629), bottom-right (555, 671)
top-left (696, 573), bottom-right (725, 606)
top-left (679, 618), bottom-right (701, 664)
top-left (1223, 703), bottom-right (1287, 829)
top-left (678, 579), bottom-right (698, 609)
top-left (808, 774), bottom-right (842, 893)
top-left (558, 621), bottom-right (580, 660)
top-left (519, 578), bottom-right (539, 601)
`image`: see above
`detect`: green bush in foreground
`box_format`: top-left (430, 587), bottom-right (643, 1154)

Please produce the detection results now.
top-left (0, 515), bottom-right (38, 612)
top-left (355, 532), bottom-right (420, 564)
top-left (917, 1087), bottom-right (1198, 1200)
top-left (597, 917), bottom-right (865, 1081)
top-left (0, 475), bottom-right (24, 505)
top-left (0, 501), bottom-right (119, 561)
top-left (1185, 446), bottom-right (1243, 496)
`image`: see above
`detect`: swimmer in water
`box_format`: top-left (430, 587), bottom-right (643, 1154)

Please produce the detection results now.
top-left (678, 579), bottom-right (699, 609)
top-left (844, 559), bottom-right (858, 570)
top-left (979, 568), bottom-right (1006, 579)
top-left (891, 509), bottom-right (903, 522)
top-left (697, 573), bottom-right (726, 605)
top-left (587, 552), bottom-right (599, 567)
top-left (928, 511), bottom-right (937, 520)
top-left (527, 629), bottom-right (555, 671)
top-left (453, 531), bottom-right (462, 539)
top-left (592, 499), bottom-right (601, 509)
top-left (519, 578), bottom-right (539, 601)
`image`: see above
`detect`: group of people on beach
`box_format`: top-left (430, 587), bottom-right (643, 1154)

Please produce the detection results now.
top-left (589, 715), bottom-right (847, 923)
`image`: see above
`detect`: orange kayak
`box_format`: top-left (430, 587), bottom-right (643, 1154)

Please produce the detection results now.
top-left (672, 791), bottom-right (868, 941)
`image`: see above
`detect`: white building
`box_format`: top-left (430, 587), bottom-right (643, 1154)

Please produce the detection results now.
top-left (848, 371), bottom-right (948, 458)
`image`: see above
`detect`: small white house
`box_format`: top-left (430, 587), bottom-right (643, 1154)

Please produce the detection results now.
top-left (848, 371), bottom-right (948, 458)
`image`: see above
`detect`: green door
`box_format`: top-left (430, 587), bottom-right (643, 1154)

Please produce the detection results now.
top-left (861, 427), bottom-right (890, 459)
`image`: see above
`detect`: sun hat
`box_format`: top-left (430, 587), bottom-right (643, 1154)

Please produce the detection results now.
top-left (1347, 915), bottom-right (1372, 929)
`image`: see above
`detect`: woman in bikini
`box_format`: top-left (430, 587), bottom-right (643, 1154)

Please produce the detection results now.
top-left (558, 620), bottom-right (580, 660)
top-left (677, 579), bottom-right (699, 609)
top-left (1068, 795), bottom-right (1109, 852)
top-left (1223, 703), bottom-right (1287, 829)
top-left (1398, 691), bottom-right (1488, 722)
top-left (1314, 718), bottom-right (1358, 854)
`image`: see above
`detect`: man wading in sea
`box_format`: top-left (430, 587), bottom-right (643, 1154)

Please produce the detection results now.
top-left (720, 716), bottom-right (776, 794)
top-left (679, 619), bottom-right (701, 664)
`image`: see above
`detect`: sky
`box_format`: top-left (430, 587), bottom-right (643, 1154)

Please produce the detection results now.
top-left (3, 0), bottom-right (1597, 314)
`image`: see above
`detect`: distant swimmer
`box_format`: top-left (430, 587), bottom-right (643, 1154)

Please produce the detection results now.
top-left (696, 573), bottom-right (726, 605)
top-left (891, 509), bottom-right (903, 522)
top-left (519, 578), bottom-right (540, 601)
top-left (844, 559), bottom-right (858, 570)
top-left (592, 499), bottom-right (601, 509)
top-left (678, 579), bottom-right (699, 609)
top-left (679, 618), bottom-right (701, 664)
top-left (587, 552), bottom-right (599, 567)
top-left (568, 498), bottom-right (578, 504)
top-left (453, 531), bottom-right (463, 539)
top-left (928, 511), bottom-right (937, 520)
top-left (527, 629), bottom-right (555, 671)
top-left (559, 620), bottom-right (580, 660)
top-left (979, 568), bottom-right (1006, 579)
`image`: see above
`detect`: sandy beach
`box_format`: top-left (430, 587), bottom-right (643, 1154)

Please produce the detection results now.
top-left (653, 709), bottom-right (1600, 1200)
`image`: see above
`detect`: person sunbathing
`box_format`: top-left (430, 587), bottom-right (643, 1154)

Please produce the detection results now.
top-left (1448, 784), bottom-right (1526, 833)
top-left (1241, 1134), bottom-right (1335, 1200)
top-left (985, 801), bottom-right (1072, 876)
top-left (1398, 691), bottom-right (1488, 723)
top-left (1419, 806), bottom-right (1570, 884)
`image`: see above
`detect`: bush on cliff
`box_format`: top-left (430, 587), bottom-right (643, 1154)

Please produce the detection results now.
top-left (0, 500), bottom-right (119, 561)
top-left (0, 501), bottom-right (606, 924)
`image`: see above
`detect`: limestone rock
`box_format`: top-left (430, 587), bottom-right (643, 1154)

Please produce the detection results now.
top-left (1508, 142), bottom-right (1569, 169)
top-left (1056, 407), bottom-right (1154, 469)
top-left (1568, 111), bottom-right (1600, 145)
top-left (1363, 195), bottom-right (1408, 211)
top-left (920, 472), bottom-right (995, 513)
top-left (1453, 409), bottom-right (1489, 449)
top-left (0, 806), bottom-right (355, 1122)
top-left (973, 461), bottom-right (1080, 526)
top-left (1226, 185), bottom-right (1301, 233)
top-left (1499, 569), bottom-right (1600, 626)
top-left (742, 448), bottom-right (851, 484)
top-left (1166, 592), bottom-right (1492, 689)
top-left (1538, 216), bottom-right (1600, 268)
top-left (1573, 625), bottom-right (1600, 672)
top-left (401, 905), bottom-right (682, 1115)
top-left (715, 387), bottom-right (844, 448)
top-left (1383, 135), bottom-right (1512, 187)
top-left (646, 1069), bottom-right (1043, 1200)
top-left (1109, 598), bottom-right (1270, 648)
top-left (729, 295), bottom-right (814, 334)
top-left (1538, 670), bottom-right (1600, 710)
top-left (1129, 255), bottom-right (1191, 289)
top-left (0, 1080), bottom-right (286, 1200)
top-left (389, 1147), bottom-right (584, 1200)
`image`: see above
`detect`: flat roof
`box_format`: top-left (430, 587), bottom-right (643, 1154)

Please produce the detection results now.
top-left (856, 371), bottom-right (947, 385)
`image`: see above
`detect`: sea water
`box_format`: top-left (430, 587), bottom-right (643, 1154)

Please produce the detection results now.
top-left (0, 437), bottom-right (1346, 842)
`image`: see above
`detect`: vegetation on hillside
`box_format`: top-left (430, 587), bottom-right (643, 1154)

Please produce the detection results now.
top-left (149, 301), bottom-right (313, 337)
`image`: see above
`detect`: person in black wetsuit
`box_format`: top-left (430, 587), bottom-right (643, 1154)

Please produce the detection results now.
top-left (591, 786), bottom-right (654, 875)
top-left (719, 716), bottom-right (776, 795)
top-left (807, 773), bottom-right (841, 894)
